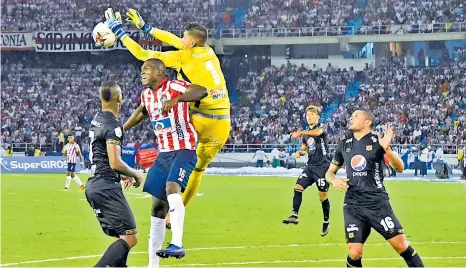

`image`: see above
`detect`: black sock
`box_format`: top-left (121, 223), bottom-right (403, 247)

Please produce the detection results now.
top-left (400, 245), bottom-right (424, 267)
top-left (321, 198), bottom-right (330, 222)
top-left (346, 255), bottom-right (362, 267)
top-left (95, 239), bottom-right (130, 267)
top-left (292, 189), bottom-right (303, 215)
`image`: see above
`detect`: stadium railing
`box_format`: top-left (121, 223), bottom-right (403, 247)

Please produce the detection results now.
top-left (216, 22), bottom-right (466, 38)
top-left (6, 143), bottom-right (464, 155)
top-left (220, 144), bottom-right (465, 154)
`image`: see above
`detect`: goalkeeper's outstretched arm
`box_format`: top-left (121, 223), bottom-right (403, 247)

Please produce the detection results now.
top-left (149, 28), bottom-right (183, 50)
top-left (125, 8), bottom-right (183, 49)
top-left (105, 9), bottom-right (181, 66)
top-left (120, 36), bottom-right (181, 68)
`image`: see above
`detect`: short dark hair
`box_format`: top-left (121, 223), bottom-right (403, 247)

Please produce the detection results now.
top-left (356, 108), bottom-right (375, 127)
top-left (185, 23), bottom-right (207, 45)
top-left (145, 58), bottom-right (166, 71)
top-left (100, 81), bottom-right (118, 102)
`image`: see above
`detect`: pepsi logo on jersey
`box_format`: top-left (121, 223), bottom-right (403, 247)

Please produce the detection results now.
top-left (306, 137), bottom-right (316, 150)
top-left (351, 155), bottom-right (368, 177)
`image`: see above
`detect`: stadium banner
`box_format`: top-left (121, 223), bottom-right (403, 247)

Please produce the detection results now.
top-left (0, 156), bottom-right (81, 173)
top-left (34, 30), bottom-right (162, 52)
top-left (1, 32), bottom-right (34, 50)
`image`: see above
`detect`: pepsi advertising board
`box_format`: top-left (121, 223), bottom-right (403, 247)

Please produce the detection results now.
top-left (1, 157), bottom-right (82, 173)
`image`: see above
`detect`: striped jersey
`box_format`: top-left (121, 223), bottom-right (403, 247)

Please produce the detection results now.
top-left (140, 78), bottom-right (197, 152)
top-left (65, 143), bottom-right (81, 163)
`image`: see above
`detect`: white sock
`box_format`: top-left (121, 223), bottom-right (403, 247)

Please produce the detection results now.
top-left (65, 176), bottom-right (71, 188)
top-left (72, 175), bottom-right (83, 186)
top-left (167, 194), bottom-right (185, 247)
top-left (149, 216), bottom-right (166, 268)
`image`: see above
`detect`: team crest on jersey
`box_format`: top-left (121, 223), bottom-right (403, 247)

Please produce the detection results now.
top-left (366, 145), bottom-right (372, 151)
top-left (350, 155), bottom-right (367, 172)
top-left (306, 137), bottom-right (316, 150)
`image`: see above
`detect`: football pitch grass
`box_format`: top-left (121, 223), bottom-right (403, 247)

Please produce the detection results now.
top-left (1, 174), bottom-right (466, 267)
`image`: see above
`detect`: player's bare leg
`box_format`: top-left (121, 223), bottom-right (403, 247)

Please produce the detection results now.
top-left (149, 197), bottom-right (168, 267)
top-left (319, 191), bottom-right (330, 236)
top-left (346, 243), bottom-right (363, 267)
top-left (95, 233), bottom-right (137, 267)
top-left (283, 184), bottom-right (304, 225)
top-left (388, 234), bottom-right (424, 267)
top-left (157, 182), bottom-right (186, 259)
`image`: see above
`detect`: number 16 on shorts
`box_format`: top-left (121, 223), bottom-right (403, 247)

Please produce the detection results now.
top-left (178, 168), bottom-right (186, 182)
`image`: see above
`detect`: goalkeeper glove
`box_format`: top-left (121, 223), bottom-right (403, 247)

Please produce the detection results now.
top-left (126, 8), bottom-right (153, 34)
top-left (105, 8), bottom-right (126, 39)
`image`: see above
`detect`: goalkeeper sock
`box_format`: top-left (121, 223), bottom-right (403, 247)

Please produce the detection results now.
top-left (181, 169), bottom-right (204, 206)
top-left (65, 176), bottom-right (71, 188)
top-left (72, 175), bottom-right (83, 186)
top-left (400, 245), bottom-right (424, 267)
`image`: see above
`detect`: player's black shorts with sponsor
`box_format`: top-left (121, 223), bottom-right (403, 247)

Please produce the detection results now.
top-left (344, 201), bottom-right (404, 243)
top-left (67, 163), bottom-right (76, 172)
top-left (85, 186), bottom-right (137, 238)
top-left (296, 165), bottom-right (329, 192)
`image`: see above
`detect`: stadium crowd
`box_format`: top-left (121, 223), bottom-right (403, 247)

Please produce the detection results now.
top-left (0, 54), bottom-right (155, 152)
top-left (2, 0), bottom-right (465, 32)
top-left (229, 57), bottom-right (466, 147)
top-left (2, 50), bottom-right (465, 155)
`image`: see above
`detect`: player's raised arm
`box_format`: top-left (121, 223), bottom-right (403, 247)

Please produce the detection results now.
top-left (105, 8), bottom-right (182, 67)
top-left (125, 9), bottom-right (183, 50)
top-left (162, 83), bottom-right (208, 113)
top-left (378, 126), bottom-right (404, 173)
top-left (123, 103), bottom-right (148, 132)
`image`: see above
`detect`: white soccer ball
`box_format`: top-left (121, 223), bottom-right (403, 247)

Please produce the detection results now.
top-left (92, 22), bottom-right (117, 47)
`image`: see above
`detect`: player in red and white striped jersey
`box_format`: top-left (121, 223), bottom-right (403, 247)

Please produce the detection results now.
top-left (124, 58), bottom-right (207, 261)
top-left (62, 136), bottom-right (85, 191)
top-left (140, 78), bottom-right (198, 152)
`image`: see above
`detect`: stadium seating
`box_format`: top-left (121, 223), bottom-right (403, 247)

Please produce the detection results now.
top-left (2, 52), bottom-right (464, 151)
top-left (2, 0), bottom-right (464, 32)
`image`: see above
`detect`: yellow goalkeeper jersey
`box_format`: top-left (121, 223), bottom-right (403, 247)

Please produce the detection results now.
top-left (122, 30), bottom-right (230, 116)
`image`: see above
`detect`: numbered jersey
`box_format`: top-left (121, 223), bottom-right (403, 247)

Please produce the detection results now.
top-left (145, 45), bottom-right (230, 112)
top-left (87, 111), bottom-right (124, 187)
top-left (140, 78), bottom-right (197, 153)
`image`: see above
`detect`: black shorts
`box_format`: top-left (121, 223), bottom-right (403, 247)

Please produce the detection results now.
top-left (344, 202), bottom-right (404, 243)
top-left (85, 187), bottom-right (137, 238)
top-left (67, 163), bottom-right (76, 172)
top-left (296, 165), bottom-right (329, 192)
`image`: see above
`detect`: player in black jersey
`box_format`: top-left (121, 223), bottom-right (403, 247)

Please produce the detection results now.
top-left (325, 109), bottom-right (424, 267)
top-left (85, 81), bottom-right (144, 268)
top-left (283, 105), bottom-right (331, 236)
